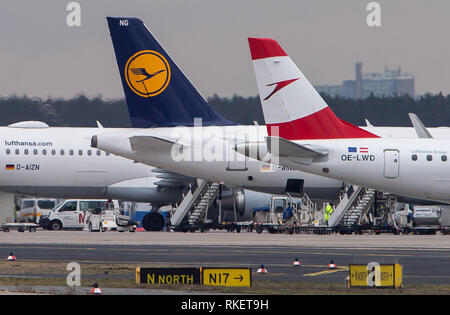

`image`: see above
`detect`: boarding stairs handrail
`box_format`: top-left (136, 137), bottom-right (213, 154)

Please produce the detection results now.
top-left (328, 185), bottom-right (363, 227)
top-left (188, 182), bottom-right (220, 225)
top-left (170, 179), bottom-right (208, 226)
top-left (339, 188), bottom-right (376, 227)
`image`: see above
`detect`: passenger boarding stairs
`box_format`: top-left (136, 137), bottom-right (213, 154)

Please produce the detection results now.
top-left (170, 179), bottom-right (220, 228)
top-left (328, 185), bottom-right (376, 227)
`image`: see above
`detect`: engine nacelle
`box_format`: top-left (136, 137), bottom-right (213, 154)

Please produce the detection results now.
top-left (214, 189), bottom-right (245, 216)
top-left (211, 189), bottom-right (273, 221)
top-left (105, 177), bottom-right (181, 203)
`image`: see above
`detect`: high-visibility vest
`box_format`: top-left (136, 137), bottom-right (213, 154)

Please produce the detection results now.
top-left (326, 205), bottom-right (334, 216)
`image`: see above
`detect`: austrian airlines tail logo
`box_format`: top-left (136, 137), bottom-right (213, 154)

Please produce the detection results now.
top-left (264, 78), bottom-right (299, 100)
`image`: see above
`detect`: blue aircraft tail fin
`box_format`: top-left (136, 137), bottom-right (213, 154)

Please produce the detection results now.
top-left (107, 17), bottom-right (234, 127)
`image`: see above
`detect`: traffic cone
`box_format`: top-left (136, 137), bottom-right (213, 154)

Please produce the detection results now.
top-left (90, 283), bottom-right (102, 295)
top-left (328, 260), bottom-right (337, 269)
top-left (292, 257), bottom-right (302, 267)
top-left (7, 252), bottom-right (16, 261)
top-left (257, 264), bottom-right (268, 274)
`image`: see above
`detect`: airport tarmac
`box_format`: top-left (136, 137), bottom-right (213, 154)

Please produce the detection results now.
top-left (0, 230), bottom-right (449, 285)
top-left (0, 230), bottom-right (449, 248)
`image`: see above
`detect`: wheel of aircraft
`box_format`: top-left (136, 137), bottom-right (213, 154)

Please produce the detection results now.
top-left (142, 212), bottom-right (165, 231)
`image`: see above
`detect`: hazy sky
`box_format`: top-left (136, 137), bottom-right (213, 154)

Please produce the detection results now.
top-left (1, 0), bottom-right (449, 99)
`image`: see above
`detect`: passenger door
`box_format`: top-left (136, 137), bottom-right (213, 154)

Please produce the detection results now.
top-left (384, 150), bottom-right (399, 178)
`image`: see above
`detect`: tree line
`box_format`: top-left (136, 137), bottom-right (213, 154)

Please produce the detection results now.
top-left (1, 93), bottom-right (450, 128)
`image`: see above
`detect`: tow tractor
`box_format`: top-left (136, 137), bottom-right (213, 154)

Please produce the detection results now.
top-left (87, 208), bottom-right (138, 232)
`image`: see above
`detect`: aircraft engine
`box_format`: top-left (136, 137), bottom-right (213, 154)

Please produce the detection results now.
top-left (213, 189), bottom-right (273, 221)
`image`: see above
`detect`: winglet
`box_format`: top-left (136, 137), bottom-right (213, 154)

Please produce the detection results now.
top-left (365, 119), bottom-right (374, 128)
top-left (408, 113), bottom-right (433, 138)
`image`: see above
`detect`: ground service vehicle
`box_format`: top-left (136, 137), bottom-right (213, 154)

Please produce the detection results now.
top-left (252, 195), bottom-right (303, 234)
top-left (40, 199), bottom-right (118, 230)
top-left (16, 198), bottom-right (57, 223)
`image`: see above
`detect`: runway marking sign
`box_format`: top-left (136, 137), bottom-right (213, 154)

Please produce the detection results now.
top-left (136, 267), bottom-right (201, 285)
top-left (349, 263), bottom-right (403, 288)
top-left (202, 268), bottom-right (252, 287)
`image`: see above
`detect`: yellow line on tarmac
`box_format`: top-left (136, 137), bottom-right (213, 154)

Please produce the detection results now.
top-left (302, 267), bottom-right (348, 277)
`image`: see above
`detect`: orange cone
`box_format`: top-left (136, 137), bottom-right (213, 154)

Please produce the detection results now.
top-left (7, 252), bottom-right (16, 261)
top-left (257, 264), bottom-right (268, 273)
top-left (292, 257), bottom-right (302, 267)
top-left (90, 283), bottom-right (102, 295)
top-left (328, 260), bottom-right (337, 269)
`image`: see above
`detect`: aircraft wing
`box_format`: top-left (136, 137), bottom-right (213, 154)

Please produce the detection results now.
top-left (129, 135), bottom-right (188, 152)
top-left (266, 136), bottom-right (328, 165)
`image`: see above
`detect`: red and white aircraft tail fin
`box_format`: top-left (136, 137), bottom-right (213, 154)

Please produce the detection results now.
top-left (248, 38), bottom-right (379, 140)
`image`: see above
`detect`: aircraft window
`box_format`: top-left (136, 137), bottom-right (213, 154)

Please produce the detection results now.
top-left (15, 149), bottom-right (19, 155)
top-left (51, 149), bottom-right (56, 155)
top-left (69, 149), bottom-right (74, 156)
top-left (442, 155), bottom-right (447, 162)
top-left (33, 149), bottom-right (38, 155)
top-left (106, 152), bottom-right (110, 156)
top-left (87, 150), bottom-right (92, 156)
top-left (411, 154), bottom-right (417, 161)
top-left (6, 149), bottom-right (10, 155)
top-left (60, 149), bottom-right (65, 156)
top-left (427, 155), bottom-right (432, 161)
top-left (24, 149), bottom-right (29, 155)
top-left (78, 150), bottom-right (83, 156)
top-left (42, 149), bottom-right (47, 155)
top-left (96, 150), bottom-right (101, 156)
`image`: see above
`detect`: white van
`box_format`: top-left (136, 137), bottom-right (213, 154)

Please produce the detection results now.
top-left (39, 199), bottom-right (118, 230)
top-left (16, 198), bottom-right (57, 223)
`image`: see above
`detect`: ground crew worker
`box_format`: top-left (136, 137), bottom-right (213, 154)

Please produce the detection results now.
top-left (325, 202), bottom-right (334, 226)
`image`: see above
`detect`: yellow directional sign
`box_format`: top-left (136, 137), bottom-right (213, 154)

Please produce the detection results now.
top-left (349, 265), bottom-right (368, 287)
top-left (202, 268), bottom-right (252, 287)
top-left (349, 264), bottom-right (403, 288)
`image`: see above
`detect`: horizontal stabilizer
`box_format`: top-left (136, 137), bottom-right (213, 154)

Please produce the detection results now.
top-left (129, 135), bottom-right (186, 152)
top-left (266, 136), bottom-right (328, 159)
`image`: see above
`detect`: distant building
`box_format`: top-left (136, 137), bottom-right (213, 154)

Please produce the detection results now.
top-left (315, 62), bottom-right (415, 99)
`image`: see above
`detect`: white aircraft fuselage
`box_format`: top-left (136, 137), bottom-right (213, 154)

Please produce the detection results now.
top-left (92, 124), bottom-right (450, 201)
top-left (93, 125), bottom-right (344, 200)
top-left (0, 124), bottom-right (180, 204)
top-left (279, 137), bottom-right (450, 203)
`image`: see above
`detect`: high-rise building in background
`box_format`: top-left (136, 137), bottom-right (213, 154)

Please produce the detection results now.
top-left (315, 62), bottom-right (415, 99)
